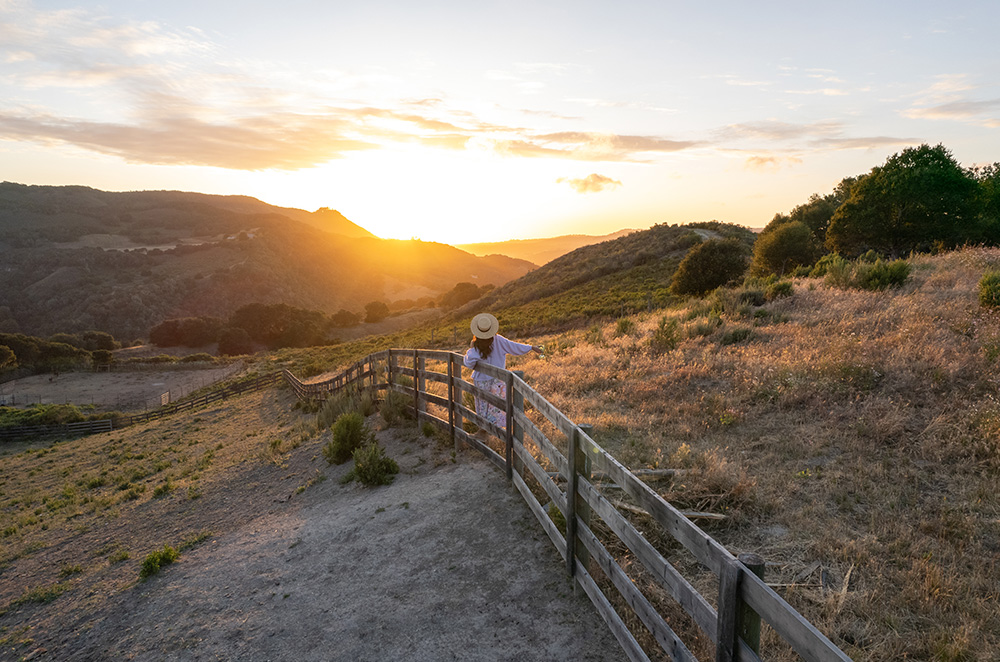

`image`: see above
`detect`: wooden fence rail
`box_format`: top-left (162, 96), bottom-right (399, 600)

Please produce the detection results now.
top-left (286, 349), bottom-right (853, 662)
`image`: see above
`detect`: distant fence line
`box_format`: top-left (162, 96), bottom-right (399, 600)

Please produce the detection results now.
top-left (0, 365), bottom-right (275, 441)
top-left (283, 348), bottom-right (853, 662)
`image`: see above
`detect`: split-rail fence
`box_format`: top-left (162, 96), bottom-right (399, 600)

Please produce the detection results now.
top-left (284, 348), bottom-right (853, 662)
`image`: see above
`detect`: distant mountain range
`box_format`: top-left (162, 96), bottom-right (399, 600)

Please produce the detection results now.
top-left (455, 229), bottom-right (637, 265)
top-left (0, 183), bottom-right (535, 340)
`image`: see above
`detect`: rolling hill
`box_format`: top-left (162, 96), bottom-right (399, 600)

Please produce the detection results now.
top-left (0, 183), bottom-right (534, 340)
top-left (455, 228), bottom-right (638, 265)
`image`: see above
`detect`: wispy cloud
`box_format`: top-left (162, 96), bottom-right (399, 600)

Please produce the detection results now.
top-left (744, 155), bottom-right (803, 170)
top-left (0, 4), bottom-right (704, 169)
top-left (556, 173), bottom-right (622, 193)
top-left (719, 120), bottom-right (843, 142)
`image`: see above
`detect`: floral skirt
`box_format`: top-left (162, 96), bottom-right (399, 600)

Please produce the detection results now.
top-left (474, 377), bottom-right (506, 429)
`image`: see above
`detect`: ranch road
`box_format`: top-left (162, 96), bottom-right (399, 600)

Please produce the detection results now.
top-left (49, 425), bottom-right (628, 662)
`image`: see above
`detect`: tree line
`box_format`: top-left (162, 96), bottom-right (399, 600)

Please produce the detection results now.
top-left (749, 143), bottom-right (1000, 277)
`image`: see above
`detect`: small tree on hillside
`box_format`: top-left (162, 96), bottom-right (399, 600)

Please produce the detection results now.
top-left (364, 301), bottom-right (390, 323)
top-left (670, 238), bottom-right (749, 296)
top-left (750, 221), bottom-right (819, 277)
top-left (0, 345), bottom-right (15, 370)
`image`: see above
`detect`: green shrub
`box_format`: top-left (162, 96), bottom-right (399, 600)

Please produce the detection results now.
top-left (380, 389), bottom-right (413, 427)
top-left (352, 442), bottom-right (399, 486)
top-left (686, 313), bottom-right (722, 338)
top-left (825, 257), bottom-right (911, 291)
top-left (855, 259), bottom-right (910, 290)
top-left (670, 238), bottom-right (749, 296)
top-left (140, 545), bottom-right (179, 579)
top-left (323, 412), bottom-right (374, 465)
top-left (980, 271), bottom-right (1000, 308)
top-left (765, 281), bottom-right (794, 300)
top-left (317, 387), bottom-right (376, 430)
top-left (808, 253), bottom-right (846, 278)
top-left (614, 318), bottom-right (637, 337)
top-left (720, 327), bottom-right (754, 345)
top-left (650, 317), bottom-right (679, 354)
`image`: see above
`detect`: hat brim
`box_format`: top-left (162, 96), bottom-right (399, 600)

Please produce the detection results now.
top-left (471, 313), bottom-right (499, 339)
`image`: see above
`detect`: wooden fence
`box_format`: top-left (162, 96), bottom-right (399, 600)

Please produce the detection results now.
top-left (1, 372), bottom-right (282, 441)
top-left (284, 348), bottom-right (853, 662)
top-left (120, 372), bottom-right (283, 426)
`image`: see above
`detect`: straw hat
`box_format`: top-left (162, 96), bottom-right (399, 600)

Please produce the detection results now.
top-left (470, 313), bottom-right (499, 339)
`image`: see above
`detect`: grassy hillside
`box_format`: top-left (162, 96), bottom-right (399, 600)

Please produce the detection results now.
top-left (455, 228), bottom-right (637, 265)
top-left (0, 183), bottom-right (533, 339)
top-left (452, 221), bottom-right (756, 335)
top-left (274, 245), bottom-right (1000, 659)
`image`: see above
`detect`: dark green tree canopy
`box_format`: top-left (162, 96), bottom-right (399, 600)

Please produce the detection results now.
top-left (825, 144), bottom-right (979, 256)
top-left (750, 221), bottom-right (818, 277)
top-left (364, 301), bottom-right (390, 323)
top-left (669, 238), bottom-right (749, 296)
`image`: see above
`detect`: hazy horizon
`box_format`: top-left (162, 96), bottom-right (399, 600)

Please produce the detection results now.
top-left (1, 1), bottom-right (998, 244)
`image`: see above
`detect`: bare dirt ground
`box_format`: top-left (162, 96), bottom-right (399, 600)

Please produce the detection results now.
top-left (0, 365), bottom-right (240, 412)
top-left (0, 387), bottom-right (626, 662)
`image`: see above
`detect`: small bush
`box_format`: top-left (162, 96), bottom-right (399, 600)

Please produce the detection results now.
top-left (317, 387), bottom-right (377, 430)
top-left (140, 545), bottom-right (179, 579)
top-left (614, 318), bottom-right (637, 337)
top-left (765, 280), bottom-right (794, 300)
top-left (650, 317), bottom-right (679, 354)
top-left (352, 442), bottom-right (399, 486)
top-left (979, 271), bottom-right (1000, 308)
top-left (825, 257), bottom-right (911, 291)
top-left (670, 238), bottom-right (749, 296)
top-left (808, 253), bottom-right (845, 278)
top-left (854, 259), bottom-right (911, 290)
top-left (323, 412), bottom-right (374, 465)
top-left (720, 327), bottom-right (754, 345)
top-left (380, 390), bottom-right (413, 427)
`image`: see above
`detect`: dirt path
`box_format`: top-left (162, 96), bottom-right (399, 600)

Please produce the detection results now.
top-left (47, 424), bottom-right (627, 662)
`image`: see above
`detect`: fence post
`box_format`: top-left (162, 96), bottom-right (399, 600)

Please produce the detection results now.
top-left (716, 557), bottom-right (741, 662)
top-left (511, 370), bottom-right (525, 478)
top-left (738, 552), bottom-right (765, 655)
top-left (565, 426), bottom-right (579, 577)
top-left (387, 349), bottom-right (393, 396)
top-left (504, 371), bottom-right (515, 480)
top-left (575, 423), bottom-right (594, 570)
top-left (451, 354), bottom-right (463, 454)
top-left (412, 349), bottom-right (419, 420)
top-left (447, 355), bottom-right (456, 448)
top-left (716, 552), bottom-right (765, 662)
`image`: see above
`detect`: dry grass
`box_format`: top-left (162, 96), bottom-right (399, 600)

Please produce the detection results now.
top-left (508, 247), bottom-right (1000, 661)
top-left (0, 385), bottom-right (332, 657)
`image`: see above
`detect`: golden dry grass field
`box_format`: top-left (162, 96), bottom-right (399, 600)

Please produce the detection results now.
top-left (501, 247), bottom-right (1000, 660)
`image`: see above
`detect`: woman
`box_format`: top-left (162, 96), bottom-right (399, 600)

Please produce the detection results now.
top-left (463, 313), bottom-right (542, 432)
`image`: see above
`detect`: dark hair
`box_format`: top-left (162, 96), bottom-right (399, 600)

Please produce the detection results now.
top-left (472, 336), bottom-right (494, 361)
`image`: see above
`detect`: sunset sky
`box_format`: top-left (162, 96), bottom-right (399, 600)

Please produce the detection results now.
top-left (2, 1), bottom-right (999, 243)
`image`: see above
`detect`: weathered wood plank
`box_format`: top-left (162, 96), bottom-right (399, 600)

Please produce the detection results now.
top-left (454, 427), bottom-right (506, 470)
top-left (512, 441), bottom-right (567, 516)
top-left (513, 410), bottom-right (567, 477)
top-left (420, 392), bottom-right (451, 409)
top-left (738, 572), bottom-right (853, 662)
top-left (577, 477), bottom-right (718, 639)
top-left (514, 380), bottom-right (574, 432)
top-left (572, 557), bottom-right (652, 662)
top-left (512, 470), bottom-right (567, 560)
top-left (576, 431), bottom-right (732, 575)
top-left (576, 519), bottom-right (698, 662)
